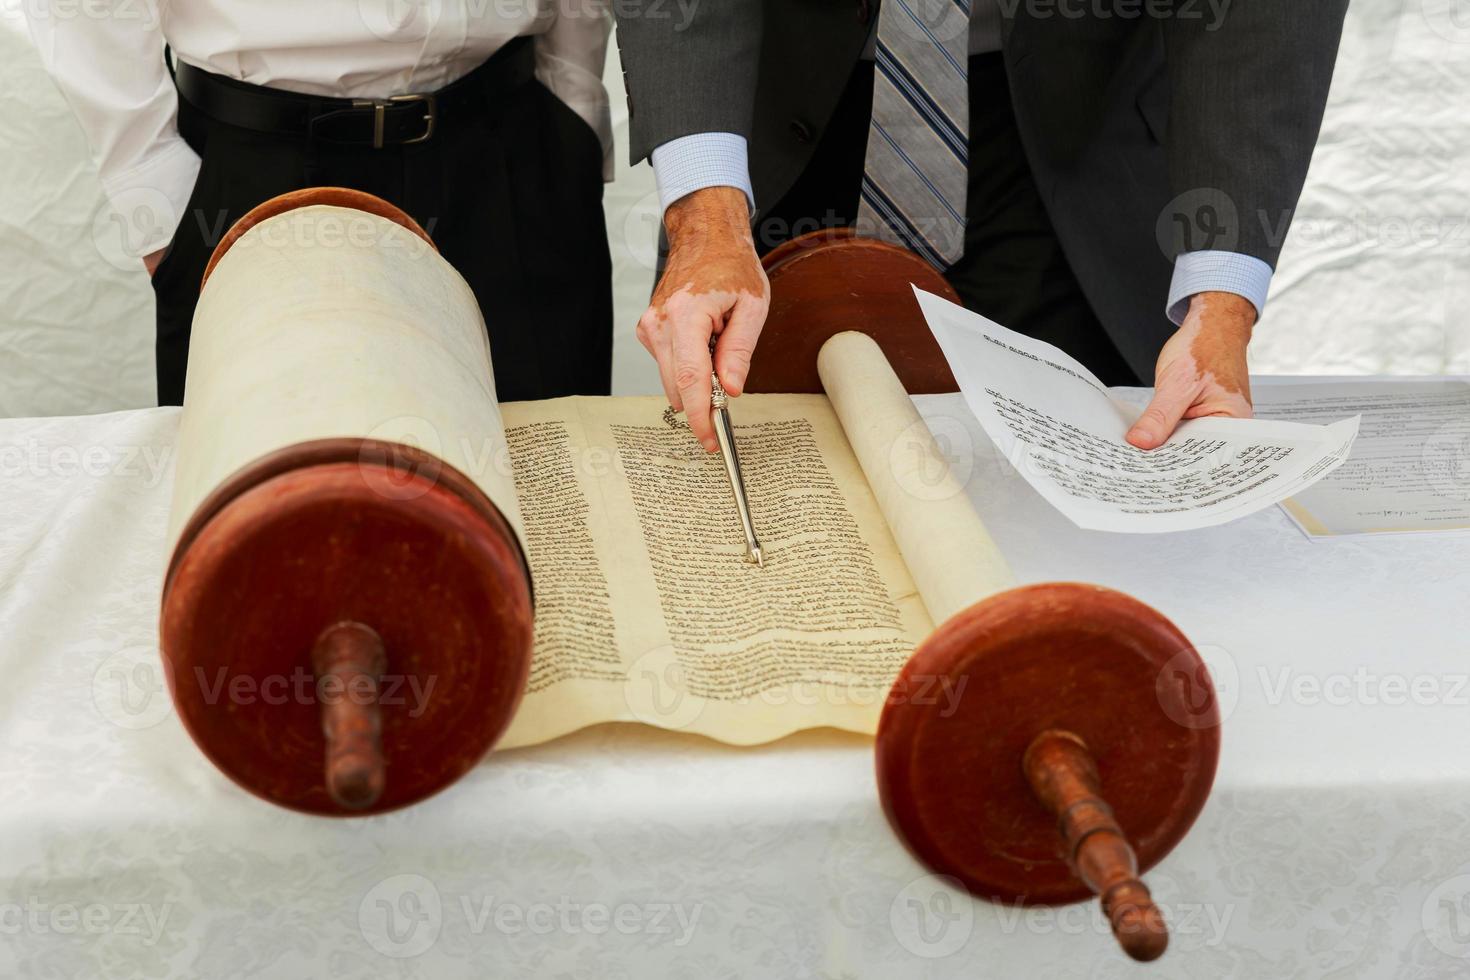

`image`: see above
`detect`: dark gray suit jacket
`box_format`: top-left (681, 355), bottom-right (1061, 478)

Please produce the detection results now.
top-left (614, 1), bottom-right (1349, 376)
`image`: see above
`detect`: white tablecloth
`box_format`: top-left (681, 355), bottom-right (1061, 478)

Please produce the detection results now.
top-left (1, 395), bottom-right (1467, 979)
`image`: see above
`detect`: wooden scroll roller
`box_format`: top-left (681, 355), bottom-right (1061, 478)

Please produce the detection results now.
top-left (746, 228), bottom-right (960, 395)
top-left (757, 232), bottom-right (1221, 962)
top-left (160, 188), bottom-right (535, 816)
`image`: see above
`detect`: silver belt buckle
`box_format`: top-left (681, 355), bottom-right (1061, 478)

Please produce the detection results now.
top-left (352, 93), bottom-right (437, 149)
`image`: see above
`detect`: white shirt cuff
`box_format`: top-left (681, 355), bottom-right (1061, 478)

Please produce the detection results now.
top-left (99, 138), bottom-right (203, 255)
top-left (1166, 250), bottom-right (1274, 325)
top-left (649, 133), bottom-right (754, 216)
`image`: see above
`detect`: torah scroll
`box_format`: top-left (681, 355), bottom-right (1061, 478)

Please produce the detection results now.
top-left (164, 194), bottom-right (1022, 801)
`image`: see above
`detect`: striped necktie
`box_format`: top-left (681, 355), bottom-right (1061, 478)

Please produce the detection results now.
top-left (857, 0), bottom-right (971, 269)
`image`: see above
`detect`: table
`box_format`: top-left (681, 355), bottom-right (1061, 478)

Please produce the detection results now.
top-left (1, 395), bottom-right (1466, 979)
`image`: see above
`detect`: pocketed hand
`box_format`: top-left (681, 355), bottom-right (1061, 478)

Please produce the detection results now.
top-left (144, 247), bottom-right (166, 277)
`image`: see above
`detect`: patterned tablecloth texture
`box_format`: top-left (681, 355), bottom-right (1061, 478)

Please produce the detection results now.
top-left (0, 394), bottom-right (1466, 979)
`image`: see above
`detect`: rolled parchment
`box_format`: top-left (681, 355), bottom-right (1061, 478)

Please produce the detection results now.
top-left (818, 330), bottom-right (1015, 624)
top-left (169, 202), bottom-right (524, 549)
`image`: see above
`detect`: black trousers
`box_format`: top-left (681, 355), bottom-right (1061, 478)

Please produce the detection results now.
top-left (150, 51), bottom-right (613, 405)
top-left (758, 53), bottom-right (1141, 387)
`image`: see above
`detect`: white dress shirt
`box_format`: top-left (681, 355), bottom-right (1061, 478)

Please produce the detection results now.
top-left (24, 0), bottom-right (614, 243)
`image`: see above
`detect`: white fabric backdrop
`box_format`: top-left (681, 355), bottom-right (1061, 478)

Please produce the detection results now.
top-left (1, 392), bottom-right (1468, 978)
top-left (1, 0), bottom-right (1468, 418)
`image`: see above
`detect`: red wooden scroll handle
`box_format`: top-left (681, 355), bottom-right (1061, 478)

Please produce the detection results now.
top-left (312, 621), bottom-right (389, 810)
top-left (1023, 730), bottom-right (1169, 962)
top-left (747, 229), bottom-right (961, 395)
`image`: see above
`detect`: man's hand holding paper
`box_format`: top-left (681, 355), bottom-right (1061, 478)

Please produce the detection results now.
top-left (1126, 292), bottom-right (1258, 450)
top-left (916, 288), bottom-right (1361, 533)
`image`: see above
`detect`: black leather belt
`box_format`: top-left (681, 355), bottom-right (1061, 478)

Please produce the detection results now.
top-left (172, 36), bottom-right (534, 147)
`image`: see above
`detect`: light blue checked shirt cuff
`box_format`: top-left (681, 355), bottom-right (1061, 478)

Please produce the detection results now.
top-left (1166, 250), bottom-right (1274, 325)
top-left (649, 133), bottom-right (755, 216)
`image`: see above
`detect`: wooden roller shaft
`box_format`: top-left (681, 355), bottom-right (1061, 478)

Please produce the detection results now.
top-left (312, 622), bottom-right (390, 811)
top-left (1024, 730), bottom-right (1169, 961)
